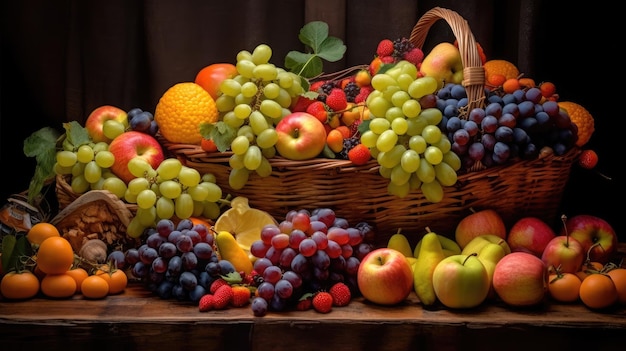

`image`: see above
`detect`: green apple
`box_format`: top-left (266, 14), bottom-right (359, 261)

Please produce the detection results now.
top-left (419, 42), bottom-right (464, 90)
top-left (432, 253), bottom-right (490, 309)
top-left (461, 234), bottom-right (511, 256)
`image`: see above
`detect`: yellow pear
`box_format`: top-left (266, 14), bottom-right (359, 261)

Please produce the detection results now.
top-left (419, 42), bottom-right (464, 90)
top-left (413, 229), bottom-right (446, 306)
top-left (215, 230), bottom-right (254, 275)
top-left (476, 243), bottom-right (507, 299)
top-left (414, 234), bottom-right (461, 258)
top-left (387, 230), bottom-right (414, 258)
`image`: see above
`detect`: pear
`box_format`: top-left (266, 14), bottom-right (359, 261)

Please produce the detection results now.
top-left (387, 230), bottom-right (414, 258)
top-left (476, 243), bottom-right (507, 299)
top-left (215, 230), bottom-right (254, 275)
top-left (413, 229), bottom-right (446, 306)
top-left (414, 234), bottom-right (461, 258)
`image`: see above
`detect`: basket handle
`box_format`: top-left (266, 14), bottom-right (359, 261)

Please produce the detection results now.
top-left (409, 7), bottom-right (485, 113)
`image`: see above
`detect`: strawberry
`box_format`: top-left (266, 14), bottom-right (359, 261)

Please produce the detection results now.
top-left (231, 285), bottom-right (252, 307)
top-left (376, 39), bottom-right (394, 57)
top-left (209, 278), bottom-right (229, 294)
top-left (329, 282), bottom-right (351, 307)
top-left (312, 291), bottom-right (333, 313)
top-left (291, 95), bottom-right (316, 112)
top-left (403, 47), bottom-right (425, 66)
top-left (306, 101), bottom-right (329, 124)
top-left (325, 88), bottom-right (348, 111)
top-left (578, 149), bottom-right (598, 169)
top-left (348, 144), bottom-right (372, 165)
top-left (310, 80), bottom-right (326, 93)
top-left (198, 294), bottom-right (215, 312)
top-left (296, 293), bottom-right (313, 311)
top-left (213, 284), bottom-right (233, 309)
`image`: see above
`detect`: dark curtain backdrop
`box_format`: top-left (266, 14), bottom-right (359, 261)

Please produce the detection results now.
top-left (1, 0), bottom-right (622, 238)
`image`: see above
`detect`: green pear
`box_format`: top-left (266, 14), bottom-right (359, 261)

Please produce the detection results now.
top-left (413, 231), bottom-right (446, 306)
top-left (476, 243), bottom-right (507, 299)
top-left (461, 234), bottom-right (511, 256)
top-left (387, 231), bottom-right (414, 258)
top-left (414, 234), bottom-right (461, 258)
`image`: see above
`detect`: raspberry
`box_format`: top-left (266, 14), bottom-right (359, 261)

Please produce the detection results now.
top-left (326, 88), bottom-right (348, 111)
top-left (376, 39), bottom-right (394, 57)
top-left (309, 80), bottom-right (326, 92)
top-left (348, 144), bottom-right (372, 165)
top-left (329, 282), bottom-right (351, 307)
top-left (231, 285), bottom-right (252, 307)
top-left (578, 149), bottom-right (598, 169)
top-left (213, 284), bottom-right (233, 309)
top-left (312, 291), bottom-right (333, 313)
top-left (354, 86), bottom-right (373, 104)
top-left (403, 47), bottom-right (424, 66)
top-left (296, 294), bottom-right (313, 311)
top-left (198, 294), bottom-right (215, 312)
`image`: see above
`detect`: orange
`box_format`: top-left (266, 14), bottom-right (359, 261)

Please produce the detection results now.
top-left (36, 236), bottom-right (75, 275)
top-left (579, 273), bottom-right (618, 309)
top-left (548, 272), bottom-right (581, 303)
top-left (81, 275), bottom-right (110, 299)
top-left (26, 222), bottom-right (61, 245)
top-left (483, 59), bottom-right (520, 82)
top-left (154, 82), bottom-right (219, 145)
top-left (0, 271), bottom-right (40, 300)
top-left (97, 268), bottom-right (128, 295)
top-left (558, 101), bottom-right (594, 147)
top-left (65, 267), bottom-right (89, 293)
top-left (40, 273), bottom-right (77, 298)
top-left (607, 268), bottom-right (626, 304)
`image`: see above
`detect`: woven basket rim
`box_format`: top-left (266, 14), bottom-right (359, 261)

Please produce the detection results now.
top-left (409, 7), bottom-right (485, 113)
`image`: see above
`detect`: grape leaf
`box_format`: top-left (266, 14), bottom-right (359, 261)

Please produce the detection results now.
top-left (200, 122), bottom-right (237, 153)
top-left (63, 121), bottom-right (91, 147)
top-left (285, 21), bottom-right (346, 79)
top-left (0, 233), bottom-right (32, 273)
top-left (23, 127), bottom-right (61, 204)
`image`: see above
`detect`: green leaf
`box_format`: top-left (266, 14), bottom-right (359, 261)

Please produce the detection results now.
top-left (23, 127), bottom-right (61, 204)
top-left (358, 119), bottom-right (371, 136)
top-left (284, 21), bottom-right (345, 79)
top-left (298, 21), bottom-right (329, 52)
top-left (316, 37), bottom-right (346, 62)
top-left (63, 121), bottom-right (91, 147)
top-left (210, 121), bottom-right (237, 152)
top-left (1, 234), bottom-right (17, 271)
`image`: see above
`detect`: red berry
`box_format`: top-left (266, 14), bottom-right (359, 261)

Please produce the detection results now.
top-left (312, 291), bottom-right (333, 313)
top-left (329, 282), bottom-right (351, 307)
top-left (326, 88), bottom-right (348, 111)
top-left (376, 39), bottom-right (394, 57)
top-left (348, 144), bottom-right (372, 165)
top-left (578, 149), bottom-right (598, 169)
top-left (198, 294), bottom-right (215, 312)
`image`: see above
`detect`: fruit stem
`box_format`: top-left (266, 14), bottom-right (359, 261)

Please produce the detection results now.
top-left (463, 252), bottom-right (477, 265)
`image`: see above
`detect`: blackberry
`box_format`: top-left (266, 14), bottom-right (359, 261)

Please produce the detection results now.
top-left (337, 136), bottom-right (360, 159)
top-left (317, 80), bottom-right (339, 103)
top-left (343, 82), bottom-right (360, 103)
top-left (392, 37), bottom-right (415, 60)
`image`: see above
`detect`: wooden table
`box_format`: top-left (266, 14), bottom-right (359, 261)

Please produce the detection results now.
top-left (1, 283), bottom-right (624, 351)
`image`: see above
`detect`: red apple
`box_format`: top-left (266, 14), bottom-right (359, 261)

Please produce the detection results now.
top-left (85, 105), bottom-right (129, 143)
top-left (562, 214), bottom-right (618, 264)
top-left (541, 235), bottom-right (585, 274)
top-left (432, 253), bottom-right (491, 309)
top-left (108, 131), bottom-right (165, 184)
top-left (454, 209), bottom-right (507, 249)
top-left (357, 248), bottom-right (414, 305)
top-left (275, 112), bottom-right (327, 160)
top-left (492, 252), bottom-right (548, 307)
top-left (194, 63), bottom-right (237, 101)
top-left (507, 217), bottom-right (556, 257)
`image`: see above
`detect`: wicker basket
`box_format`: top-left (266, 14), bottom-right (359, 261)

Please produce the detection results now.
top-left (159, 7), bottom-right (582, 247)
top-left (56, 174), bottom-right (139, 215)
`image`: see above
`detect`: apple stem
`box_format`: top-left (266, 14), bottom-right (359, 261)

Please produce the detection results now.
top-left (463, 252), bottom-right (477, 265)
top-left (560, 214), bottom-right (570, 246)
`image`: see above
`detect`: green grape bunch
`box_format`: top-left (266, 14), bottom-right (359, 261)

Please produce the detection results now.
top-left (199, 21), bottom-right (346, 191)
top-left (361, 60), bottom-right (461, 202)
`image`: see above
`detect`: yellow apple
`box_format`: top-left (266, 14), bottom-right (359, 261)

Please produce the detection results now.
top-left (419, 42), bottom-right (464, 90)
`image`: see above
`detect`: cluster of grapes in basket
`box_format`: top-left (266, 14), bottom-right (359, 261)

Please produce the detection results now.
top-left (248, 208), bottom-right (375, 316)
top-left (210, 43), bottom-right (306, 190)
top-left (437, 83), bottom-right (577, 171)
